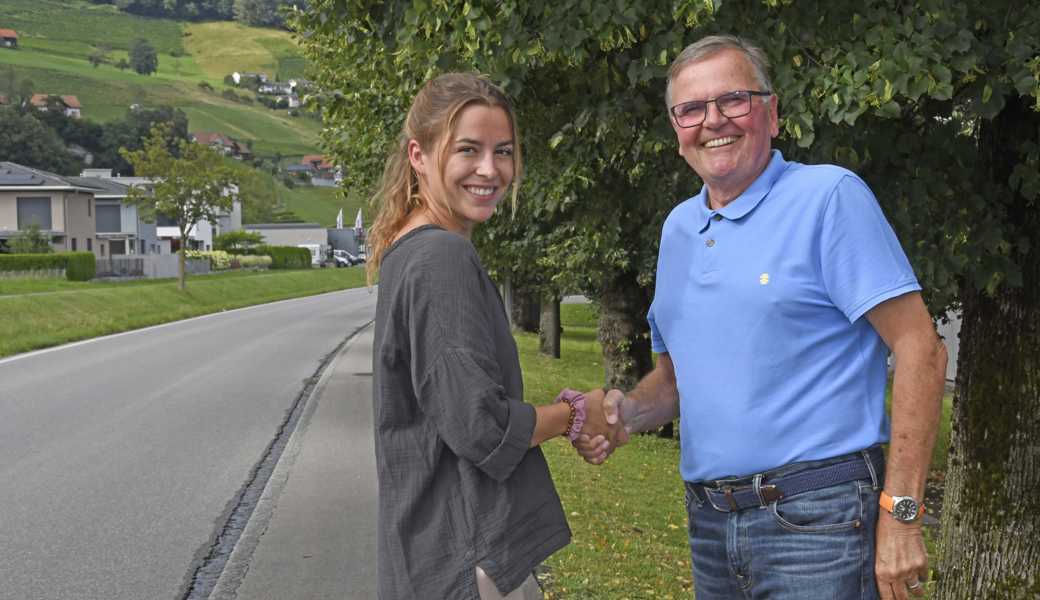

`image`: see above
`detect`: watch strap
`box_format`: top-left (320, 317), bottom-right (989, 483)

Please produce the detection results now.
top-left (879, 491), bottom-right (925, 521)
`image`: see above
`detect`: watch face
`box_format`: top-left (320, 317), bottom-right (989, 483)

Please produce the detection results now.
top-left (893, 498), bottom-right (920, 522)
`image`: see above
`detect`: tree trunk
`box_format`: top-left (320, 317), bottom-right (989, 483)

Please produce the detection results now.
top-left (597, 272), bottom-right (653, 391)
top-left (539, 294), bottom-right (561, 358)
top-left (177, 247), bottom-right (186, 291)
top-left (510, 287), bottom-right (540, 333)
top-left (936, 94), bottom-right (1040, 599)
top-left (935, 280), bottom-right (1040, 599)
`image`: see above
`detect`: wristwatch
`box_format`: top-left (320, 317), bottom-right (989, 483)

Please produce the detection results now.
top-left (879, 491), bottom-right (925, 523)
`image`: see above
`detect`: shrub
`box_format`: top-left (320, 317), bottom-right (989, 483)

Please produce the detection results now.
top-left (259, 245), bottom-right (311, 269)
top-left (185, 250), bottom-right (232, 270)
top-left (0, 253), bottom-right (66, 272)
top-left (0, 252), bottom-right (96, 281)
top-left (65, 252), bottom-right (96, 281)
top-left (234, 255), bottom-right (272, 269)
top-left (198, 81), bottom-right (214, 92)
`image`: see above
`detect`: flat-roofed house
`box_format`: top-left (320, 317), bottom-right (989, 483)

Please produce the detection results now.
top-left (0, 162), bottom-right (100, 255)
top-left (68, 174), bottom-right (164, 256)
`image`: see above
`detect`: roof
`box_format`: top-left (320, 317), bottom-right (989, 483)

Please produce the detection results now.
top-left (0, 161), bottom-right (98, 192)
top-left (285, 164), bottom-right (316, 173)
top-left (29, 94), bottom-right (81, 109)
top-left (64, 176), bottom-right (129, 197)
top-left (191, 131), bottom-right (236, 147)
top-left (301, 154), bottom-right (335, 169)
top-left (0, 29), bottom-right (17, 39)
top-left (245, 223), bottom-right (325, 230)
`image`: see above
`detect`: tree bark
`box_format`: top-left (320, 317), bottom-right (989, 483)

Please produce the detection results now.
top-left (936, 95), bottom-right (1040, 599)
top-left (509, 287), bottom-right (540, 333)
top-left (597, 272), bottom-right (653, 390)
top-left (539, 294), bottom-right (561, 358)
top-left (177, 247), bottom-right (186, 291)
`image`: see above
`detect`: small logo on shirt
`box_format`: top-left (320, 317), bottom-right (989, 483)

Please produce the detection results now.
top-left (759, 273), bottom-right (770, 285)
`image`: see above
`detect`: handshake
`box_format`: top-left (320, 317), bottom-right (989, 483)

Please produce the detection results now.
top-left (556, 388), bottom-right (631, 465)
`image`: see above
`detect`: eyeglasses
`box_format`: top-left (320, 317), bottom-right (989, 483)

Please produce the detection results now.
top-left (669, 90), bottom-right (773, 128)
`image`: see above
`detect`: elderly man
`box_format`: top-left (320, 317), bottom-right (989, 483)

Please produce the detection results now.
top-left (576, 35), bottom-right (947, 600)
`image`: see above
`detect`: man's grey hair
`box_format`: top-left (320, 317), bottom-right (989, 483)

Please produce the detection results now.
top-left (665, 35), bottom-right (773, 107)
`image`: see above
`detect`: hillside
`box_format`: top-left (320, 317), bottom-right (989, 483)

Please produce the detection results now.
top-left (0, 0), bottom-right (369, 227)
top-left (0, 0), bottom-right (319, 158)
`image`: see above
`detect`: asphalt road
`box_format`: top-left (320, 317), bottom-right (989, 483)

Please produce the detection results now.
top-left (0, 287), bottom-right (376, 600)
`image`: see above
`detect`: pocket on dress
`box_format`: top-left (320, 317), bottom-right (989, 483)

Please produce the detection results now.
top-left (769, 480), bottom-right (867, 534)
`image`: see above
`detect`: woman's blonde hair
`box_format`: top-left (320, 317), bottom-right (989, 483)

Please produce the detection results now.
top-left (366, 72), bottom-right (522, 284)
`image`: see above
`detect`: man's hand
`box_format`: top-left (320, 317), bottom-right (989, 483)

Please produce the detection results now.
top-left (875, 516), bottom-right (928, 599)
top-left (573, 388), bottom-right (628, 465)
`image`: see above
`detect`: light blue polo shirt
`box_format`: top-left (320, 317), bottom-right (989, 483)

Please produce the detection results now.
top-left (648, 150), bottom-right (920, 482)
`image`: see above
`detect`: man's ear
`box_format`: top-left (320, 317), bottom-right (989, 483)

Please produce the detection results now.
top-left (407, 139), bottom-right (427, 176)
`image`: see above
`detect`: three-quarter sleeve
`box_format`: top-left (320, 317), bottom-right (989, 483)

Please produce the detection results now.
top-left (418, 347), bottom-right (536, 481)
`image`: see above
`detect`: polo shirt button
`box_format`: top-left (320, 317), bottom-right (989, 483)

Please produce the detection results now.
top-left (713, 214), bottom-right (723, 222)
top-left (705, 239), bottom-right (716, 247)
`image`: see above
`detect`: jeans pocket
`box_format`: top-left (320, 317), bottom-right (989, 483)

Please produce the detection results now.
top-left (769, 480), bottom-right (865, 534)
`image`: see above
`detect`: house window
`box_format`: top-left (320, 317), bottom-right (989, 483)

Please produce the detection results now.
top-left (16, 197), bottom-right (51, 229)
top-left (96, 204), bottom-right (121, 232)
top-left (100, 243), bottom-right (106, 257)
top-left (71, 238), bottom-right (77, 251)
top-left (87, 238), bottom-right (92, 252)
top-left (140, 240), bottom-right (146, 254)
top-left (88, 198), bottom-right (92, 217)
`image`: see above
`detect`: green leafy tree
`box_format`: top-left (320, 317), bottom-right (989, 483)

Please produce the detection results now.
top-left (88, 44), bottom-right (111, 68)
top-left (129, 38), bottom-right (159, 76)
top-left (9, 224), bottom-right (54, 254)
top-left (121, 124), bottom-right (237, 290)
top-left (233, 0), bottom-right (285, 27)
top-left (0, 109), bottom-right (79, 173)
top-left (296, 1), bottom-right (1040, 596)
top-left (213, 229), bottom-right (264, 253)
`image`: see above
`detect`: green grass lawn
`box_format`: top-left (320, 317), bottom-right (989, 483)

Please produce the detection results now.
top-left (0, 267), bottom-right (367, 358)
top-left (523, 304), bottom-right (692, 599)
top-left (280, 185), bottom-right (371, 227)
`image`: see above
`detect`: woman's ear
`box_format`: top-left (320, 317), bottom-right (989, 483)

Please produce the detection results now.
top-left (407, 139), bottom-right (427, 177)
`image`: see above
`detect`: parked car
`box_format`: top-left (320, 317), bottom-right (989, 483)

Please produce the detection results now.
top-left (332, 249), bottom-right (364, 267)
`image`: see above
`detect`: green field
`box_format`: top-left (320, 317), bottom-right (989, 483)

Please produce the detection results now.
top-left (0, 0), bottom-right (320, 157)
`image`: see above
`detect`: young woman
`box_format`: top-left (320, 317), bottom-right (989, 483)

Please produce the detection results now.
top-left (368, 73), bottom-right (617, 599)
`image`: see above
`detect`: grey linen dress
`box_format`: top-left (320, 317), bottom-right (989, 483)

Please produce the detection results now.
top-left (373, 225), bottom-right (570, 599)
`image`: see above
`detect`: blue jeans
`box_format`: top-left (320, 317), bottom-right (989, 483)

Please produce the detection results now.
top-left (684, 448), bottom-right (884, 599)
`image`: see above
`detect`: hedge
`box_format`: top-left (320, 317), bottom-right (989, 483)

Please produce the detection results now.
top-left (0, 252), bottom-right (95, 281)
top-left (65, 252), bottom-right (96, 281)
top-left (258, 245), bottom-right (312, 270)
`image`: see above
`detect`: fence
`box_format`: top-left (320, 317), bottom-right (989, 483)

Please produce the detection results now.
top-left (95, 255), bottom-right (210, 279)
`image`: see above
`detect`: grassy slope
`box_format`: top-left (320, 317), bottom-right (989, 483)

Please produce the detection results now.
top-left (0, 0), bottom-right (320, 157)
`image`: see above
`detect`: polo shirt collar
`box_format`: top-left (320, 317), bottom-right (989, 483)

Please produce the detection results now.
top-left (697, 150), bottom-right (788, 232)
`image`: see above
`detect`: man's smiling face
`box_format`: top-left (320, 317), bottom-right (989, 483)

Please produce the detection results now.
top-left (669, 49), bottom-right (779, 207)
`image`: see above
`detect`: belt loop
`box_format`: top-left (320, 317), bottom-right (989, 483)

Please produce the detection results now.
top-left (753, 473), bottom-right (767, 508)
top-left (862, 448), bottom-right (880, 490)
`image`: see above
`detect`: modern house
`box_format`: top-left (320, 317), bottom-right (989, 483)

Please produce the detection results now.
top-left (78, 169), bottom-right (240, 253)
top-left (245, 223), bottom-right (328, 260)
top-left (0, 29), bottom-right (17, 49)
top-left (0, 162), bottom-right (100, 255)
top-left (29, 94), bottom-right (81, 119)
top-left (71, 172), bottom-right (164, 256)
